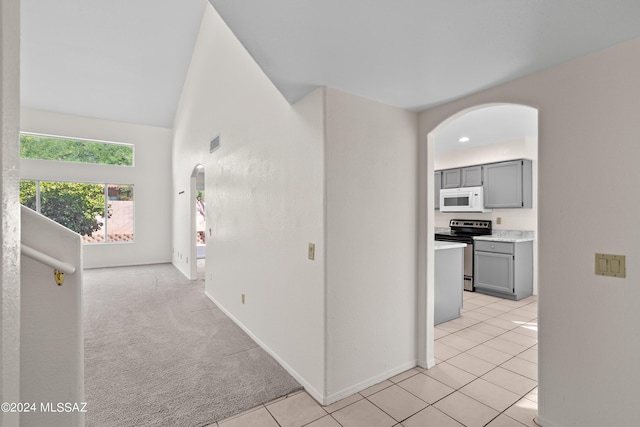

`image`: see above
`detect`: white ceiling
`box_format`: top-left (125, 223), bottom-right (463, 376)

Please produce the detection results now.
top-left (20, 0), bottom-right (207, 129)
top-left (434, 105), bottom-right (538, 154)
top-left (20, 1), bottom-right (640, 131)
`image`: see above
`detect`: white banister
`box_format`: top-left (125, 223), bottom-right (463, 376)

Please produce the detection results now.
top-left (20, 205), bottom-right (84, 427)
top-left (20, 243), bottom-right (77, 274)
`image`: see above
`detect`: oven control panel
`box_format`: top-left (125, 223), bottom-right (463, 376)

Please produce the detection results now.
top-left (450, 220), bottom-right (491, 229)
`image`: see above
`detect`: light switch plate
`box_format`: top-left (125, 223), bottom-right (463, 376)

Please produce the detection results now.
top-left (595, 253), bottom-right (626, 278)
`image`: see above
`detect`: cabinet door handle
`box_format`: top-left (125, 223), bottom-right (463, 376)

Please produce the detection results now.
top-left (490, 245), bottom-right (495, 249)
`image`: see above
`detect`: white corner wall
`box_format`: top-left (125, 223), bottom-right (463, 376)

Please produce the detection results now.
top-left (1, 0), bottom-right (21, 425)
top-left (19, 108), bottom-right (173, 268)
top-left (419, 37), bottom-right (640, 427)
top-left (172, 4), bottom-right (326, 400)
top-left (324, 88), bottom-right (418, 402)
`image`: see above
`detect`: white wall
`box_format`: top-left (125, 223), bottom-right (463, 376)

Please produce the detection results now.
top-left (20, 108), bottom-right (172, 268)
top-left (0, 1), bottom-right (21, 425)
top-left (324, 88), bottom-right (418, 401)
top-left (419, 37), bottom-right (640, 427)
top-left (172, 5), bottom-right (326, 400)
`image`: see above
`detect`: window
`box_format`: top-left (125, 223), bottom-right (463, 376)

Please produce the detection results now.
top-left (20, 180), bottom-right (134, 244)
top-left (103, 185), bottom-right (134, 243)
top-left (20, 133), bottom-right (134, 166)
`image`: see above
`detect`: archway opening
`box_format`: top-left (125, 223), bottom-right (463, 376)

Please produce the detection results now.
top-left (419, 103), bottom-right (539, 368)
top-left (191, 164), bottom-right (205, 280)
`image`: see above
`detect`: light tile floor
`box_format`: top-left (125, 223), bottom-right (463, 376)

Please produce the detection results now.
top-left (209, 292), bottom-right (538, 427)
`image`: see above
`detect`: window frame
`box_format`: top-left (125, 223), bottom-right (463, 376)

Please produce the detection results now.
top-left (21, 179), bottom-right (135, 245)
top-left (19, 132), bottom-right (135, 167)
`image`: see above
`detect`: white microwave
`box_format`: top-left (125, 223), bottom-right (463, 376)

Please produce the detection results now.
top-left (439, 186), bottom-right (492, 213)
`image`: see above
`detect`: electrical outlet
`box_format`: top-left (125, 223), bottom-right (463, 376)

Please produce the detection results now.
top-left (496, 217), bottom-right (502, 225)
top-left (308, 243), bottom-right (315, 260)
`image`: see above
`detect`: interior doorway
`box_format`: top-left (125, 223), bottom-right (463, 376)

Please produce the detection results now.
top-left (419, 103), bottom-right (539, 367)
top-left (190, 164), bottom-right (205, 280)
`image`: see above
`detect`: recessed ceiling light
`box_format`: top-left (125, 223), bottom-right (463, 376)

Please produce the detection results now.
top-left (458, 136), bottom-right (470, 143)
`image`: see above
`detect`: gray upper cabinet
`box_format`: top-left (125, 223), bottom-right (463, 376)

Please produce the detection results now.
top-left (461, 165), bottom-right (483, 187)
top-left (441, 168), bottom-right (461, 188)
top-left (435, 159), bottom-right (532, 210)
top-left (434, 171), bottom-right (442, 209)
top-left (483, 159), bottom-right (532, 208)
top-left (441, 165), bottom-right (482, 189)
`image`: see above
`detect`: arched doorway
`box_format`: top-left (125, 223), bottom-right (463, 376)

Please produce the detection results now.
top-left (418, 103), bottom-right (539, 368)
top-left (190, 164), bottom-right (205, 280)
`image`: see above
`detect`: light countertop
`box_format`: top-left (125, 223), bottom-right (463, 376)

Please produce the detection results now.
top-left (435, 227), bottom-right (535, 243)
top-left (434, 241), bottom-right (467, 250)
top-left (474, 230), bottom-right (535, 243)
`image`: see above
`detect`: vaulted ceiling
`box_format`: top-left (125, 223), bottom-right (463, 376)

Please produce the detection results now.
top-left (20, 0), bottom-right (207, 129)
top-left (20, 0), bottom-right (640, 130)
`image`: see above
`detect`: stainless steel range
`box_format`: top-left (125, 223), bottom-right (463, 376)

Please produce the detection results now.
top-left (435, 219), bottom-right (492, 291)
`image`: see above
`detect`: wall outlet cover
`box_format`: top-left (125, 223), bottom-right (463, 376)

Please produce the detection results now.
top-left (595, 253), bottom-right (626, 278)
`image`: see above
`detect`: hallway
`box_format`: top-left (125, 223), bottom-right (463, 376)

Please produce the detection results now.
top-left (213, 292), bottom-right (538, 427)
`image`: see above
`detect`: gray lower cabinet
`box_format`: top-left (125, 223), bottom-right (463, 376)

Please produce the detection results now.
top-left (474, 240), bottom-right (533, 300)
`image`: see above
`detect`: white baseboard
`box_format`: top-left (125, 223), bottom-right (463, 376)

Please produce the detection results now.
top-left (203, 291), bottom-right (325, 404)
top-left (83, 259), bottom-right (173, 270)
top-left (417, 357), bottom-right (437, 370)
top-left (322, 359), bottom-right (418, 406)
top-left (204, 290), bottom-right (424, 407)
top-left (172, 260), bottom-right (191, 279)
top-left (533, 415), bottom-right (562, 427)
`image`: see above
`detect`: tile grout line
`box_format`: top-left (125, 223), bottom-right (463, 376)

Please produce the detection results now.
top-left (263, 403), bottom-right (282, 427)
top-left (356, 363), bottom-right (529, 427)
top-left (429, 294), bottom-right (538, 426)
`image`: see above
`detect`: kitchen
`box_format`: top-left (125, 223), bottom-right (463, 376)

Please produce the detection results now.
top-left (432, 104), bottom-right (538, 325)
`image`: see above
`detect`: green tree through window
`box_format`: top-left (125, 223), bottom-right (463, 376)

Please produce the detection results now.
top-left (20, 133), bottom-right (135, 243)
top-left (20, 133), bottom-right (133, 166)
top-left (21, 181), bottom-right (106, 237)
top-left (19, 180), bottom-right (37, 211)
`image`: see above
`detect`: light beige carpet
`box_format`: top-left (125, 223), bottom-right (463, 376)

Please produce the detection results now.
top-left (83, 263), bottom-right (301, 427)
